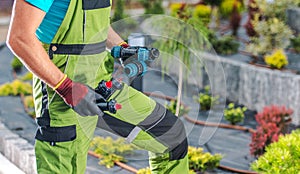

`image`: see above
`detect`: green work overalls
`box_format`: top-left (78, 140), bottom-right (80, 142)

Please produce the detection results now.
top-left (33, 0), bottom-right (189, 173)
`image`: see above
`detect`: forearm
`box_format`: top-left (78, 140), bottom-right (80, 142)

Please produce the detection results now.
top-left (106, 26), bottom-right (125, 49)
top-left (8, 34), bottom-right (64, 88)
top-left (7, 0), bottom-right (64, 88)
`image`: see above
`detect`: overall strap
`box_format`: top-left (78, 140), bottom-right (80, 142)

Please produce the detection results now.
top-left (48, 40), bottom-right (107, 59)
top-left (51, 0), bottom-right (112, 45)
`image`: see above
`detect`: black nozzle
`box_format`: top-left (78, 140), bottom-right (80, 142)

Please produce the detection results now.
top-left (150, 48), bottom-right (160, 60)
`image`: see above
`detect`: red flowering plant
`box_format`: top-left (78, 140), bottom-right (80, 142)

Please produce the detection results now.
top-left (250, 105), bottom-right (293, 157)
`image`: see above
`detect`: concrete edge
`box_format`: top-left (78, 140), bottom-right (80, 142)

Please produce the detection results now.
top-left (0, 122), bottom-right (37, 174)
top-left (0, 153), bottom-right (25, 174)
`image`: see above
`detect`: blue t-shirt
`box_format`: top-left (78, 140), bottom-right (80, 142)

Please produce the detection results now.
top-left (25, 0), bottom-right (70, 43)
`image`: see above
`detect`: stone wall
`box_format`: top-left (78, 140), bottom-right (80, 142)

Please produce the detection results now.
top-left (201, 53), bottom-right (300, 125)
top-left (287, 8), bottom-right (300, 34)
top-left (0, 122), bottom-right (37, 174)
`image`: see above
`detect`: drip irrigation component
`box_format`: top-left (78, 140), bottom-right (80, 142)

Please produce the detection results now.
top-left (183, 115), bottom-right (256, 133)
top-left (144, 91), bottom-right (256, 133)
top-left (218, 165), bottom-right (258, 174)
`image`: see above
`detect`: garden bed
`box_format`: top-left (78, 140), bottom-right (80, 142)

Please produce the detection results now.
top-left (0, 44), bottom-right (265, 173)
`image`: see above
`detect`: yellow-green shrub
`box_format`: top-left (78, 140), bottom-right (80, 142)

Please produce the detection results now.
top-left (19, 72), bottom-right (33, 81)
top-left (188, 170), bottom-right (196, 174)
top-left (170, 3), bottom-right (184, 17)
top-left (193, 4), bottom-right (211, 25)
top-left (264, 49), bottom-right (288, 69)
top-left (220, 0), bottom-right (243, 17)
top-left (165, 99), bottom-right (190, 117)
top-left (90, 136), bottom-right (134, 168)
top-left (137, 167), bottom-right (197, 174)
top-left (0, 80), bottom-right (32, 96)
top-left (224, 103), bottom-right (247, 125)
top-left (251, 130), bottom-right (300, 173)
top-left (137, 167), bottom-right (151, 174)
top-left (194, 86), bottom-right (219, 111)
top-left (11, 56), bottom-right (23, 71)
top-left (188, 146), bottom-right (222, 172)
top-left (24, 95), bottom-right (34, 108)
top-left (24, 95), bottom-right (35, 118)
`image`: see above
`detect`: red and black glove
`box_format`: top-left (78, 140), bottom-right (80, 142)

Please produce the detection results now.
top-left (55, 76), bottom-right (103, 117)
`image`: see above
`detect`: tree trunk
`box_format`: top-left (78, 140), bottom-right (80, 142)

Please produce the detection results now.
top-left (175, 56), bottom-right (183, 116)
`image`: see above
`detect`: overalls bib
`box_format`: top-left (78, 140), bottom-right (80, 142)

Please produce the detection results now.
top-left (33, 0), bottom-right (189, 173)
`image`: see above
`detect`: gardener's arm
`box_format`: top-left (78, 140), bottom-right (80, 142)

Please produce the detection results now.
top-left (7, 0), bottom-right (65, 88)
top-left (106, 26), bottom-right (126, 49)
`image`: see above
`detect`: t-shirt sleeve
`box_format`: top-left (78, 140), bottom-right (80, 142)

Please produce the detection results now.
top-left (25, 0), bottom-right (55, 13)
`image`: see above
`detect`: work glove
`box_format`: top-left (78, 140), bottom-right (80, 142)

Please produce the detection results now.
top-left (55, 76), bottom-right (104, 117)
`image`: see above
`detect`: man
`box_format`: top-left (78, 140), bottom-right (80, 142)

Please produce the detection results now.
top-left (7, 0), bottom-right (189, 173)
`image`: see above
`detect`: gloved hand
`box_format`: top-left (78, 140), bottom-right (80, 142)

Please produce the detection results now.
top-left (55, 76), bottom-right (104, 117)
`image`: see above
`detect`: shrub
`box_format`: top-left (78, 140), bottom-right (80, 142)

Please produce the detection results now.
top-left (211, 36), bottom-right (240, 55)
top-left (291, 35), bottom-right (300, 53)
top-left (246, 18), bottom-right (293, 56)
top-left (170, 3), bottom-right (186, 17)
top-left (19, 72), bottom-right (33, 81)
top-left (251, 130), bottom-right (300, 173)
top-left (24, 95), bottom-right (35, 118)
top-left (229, 1), bottom-right (242, 36)
top-left (194, 86), bottom-right (219, 111)
top-left (112, 0), bottom-right (126, 22)
top-left (90, 136), bottom-right (134, 168)
top-left (254, 0), bottom-right (300, 21)
top-left (224, 103), bottom-right (247, 125)
top-left (193, 4), bottom-right (212, 25)
top-left (250, 105), bottom-right (293, 157)
top-left (246, 0), bottom-right (296, 56)
top-left (264, 49), bottom-right (288, 69)
top-left (245, 17), bottom-right (257, 37)
top-left (165, 98), bottom-right (190, 117)
top-left (188, 146), bottom-right (222, 172)
top-left (244, 0), bottom-right (260, 37)
top-left (24, 95), bottom-right (34, 108)
top-left (137, 167), bottom-right (198, 174)
top-left (220, 0), bottom-right (243, 18)
top-left (0, 80), bottom-right (32, 96)
top-left (202, 0), bottom-right (223, 6)
top-left (255, 105), bottom-right (293, 132)
top-left (137, 167), bottom-right (151, 174)
top-left (139, 0), bottom-right (164, 14)
top-left (11, 56), bottom-right (23, 72)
